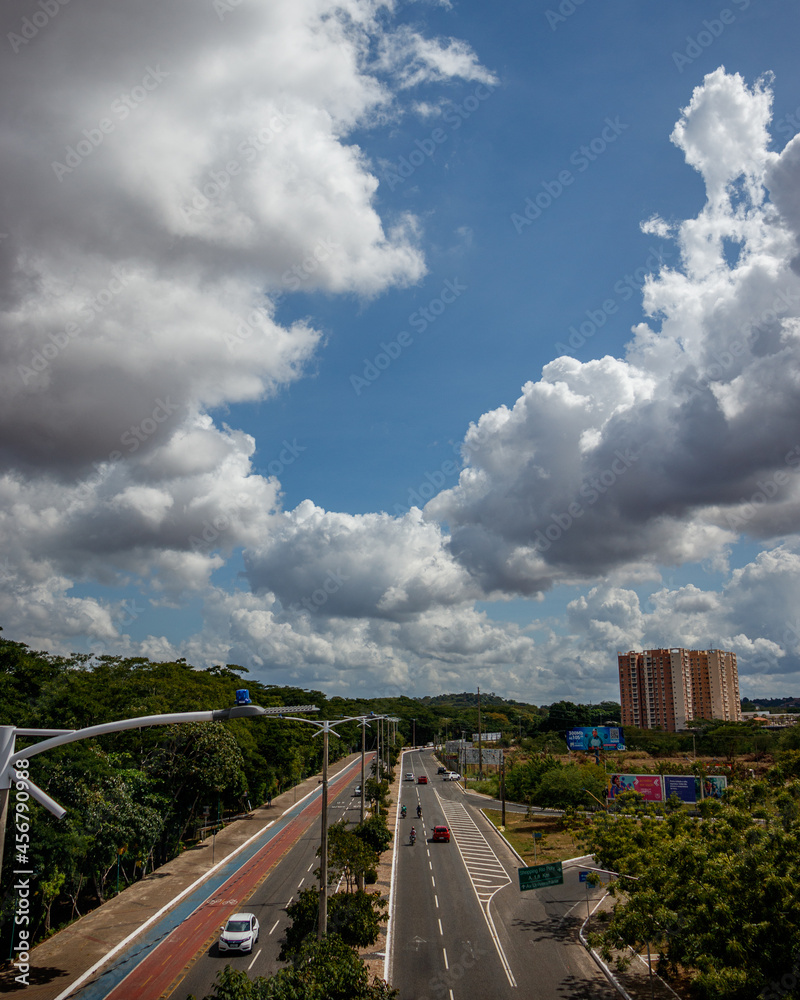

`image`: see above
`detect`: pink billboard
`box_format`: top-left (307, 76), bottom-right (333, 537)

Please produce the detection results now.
top-left (607, 773), bottom-right (663, 802)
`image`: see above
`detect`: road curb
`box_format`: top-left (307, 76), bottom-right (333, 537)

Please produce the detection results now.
top-left (579, 893), bottom-right (636, 1000)
top-left (476, 815), bottom-right (639, 1000)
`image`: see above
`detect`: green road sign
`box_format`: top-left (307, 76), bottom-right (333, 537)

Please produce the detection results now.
top-left (518, 862), bottom-right (563, 891)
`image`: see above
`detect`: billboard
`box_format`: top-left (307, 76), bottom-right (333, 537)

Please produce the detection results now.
top-left (567, 726), bottom-right (625, 752)
top-left (608, 773), bottom-right (729, 804)
top-left (663, 774), bottom-right (696, 803)
top-left (607, 773), bottom-right (663, 802)
top-left (463, 748), bottom-right (503, 765)
top-left (472, 732), bottom-right (502, 742)
top-left (697, 775), bottom-right (727, 799)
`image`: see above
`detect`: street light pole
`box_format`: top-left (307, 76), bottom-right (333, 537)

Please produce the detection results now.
top-left (0, 698), bottom-right (319, 889)
top-left (320, 724), bottom-right (329, 938)
top-left (281, 714), bottom-right (362, 938)
top-left (361, 718), bottom-right (366, 824)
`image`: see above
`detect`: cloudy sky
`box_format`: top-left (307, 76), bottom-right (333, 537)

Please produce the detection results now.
top-left (3, 0), bottom-right (800, 705)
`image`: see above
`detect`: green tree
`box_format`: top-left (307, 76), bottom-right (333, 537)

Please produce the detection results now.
top-left (325, 822), bottom-right (378, 891)
top-left (583, 795), bottom-right (800, 999)
top-left (535, 763), bottom-right (606, 810)
top-left (353, 814), bottom-right (392, 856)
top-left (279, 887), bottom-right (388, 959)
top-left (199, 935), bottom-right (397, 999)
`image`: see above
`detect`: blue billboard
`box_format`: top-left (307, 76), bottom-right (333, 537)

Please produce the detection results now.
top-left (567, 726), bottom-right (625, 752)
top-left (663, 774), bottom-right (696, 803)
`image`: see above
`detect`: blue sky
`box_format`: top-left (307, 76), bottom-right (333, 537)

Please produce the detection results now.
top-left (3, 0), bottom-right (800, 705)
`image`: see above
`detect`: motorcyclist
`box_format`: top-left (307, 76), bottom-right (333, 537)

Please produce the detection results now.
top-left (416, 804), bottom-right (422, 819)
top-left (401, 804), bottom-right (407, 818)
top-left (410, 826), bottom-right (416, 844)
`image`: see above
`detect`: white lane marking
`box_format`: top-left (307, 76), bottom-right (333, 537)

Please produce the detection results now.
top-left (435, 894), bottom-right (439, 908)
top-left (297, 879), bottom-right (304, 888)
top-left (247, 948), bottom-right (262, 970)
top-left (436, 796), bottom-right (517, 988)
top-left (269, 919), bottom-right (280, 935)
top-left (307, 862), bottom-right (314, 872)
top-left (438, 918), bottom-right (443, 936)
top-left (443, 947), bottom-right (449, 970)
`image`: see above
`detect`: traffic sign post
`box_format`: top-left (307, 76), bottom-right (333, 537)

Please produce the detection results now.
top-left (518, 861), bottom-right (563, 891)
top-left (532, 829), bottom-right (542, 864)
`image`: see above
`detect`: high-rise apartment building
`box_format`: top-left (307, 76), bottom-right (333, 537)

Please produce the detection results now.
top-left (618, 648), bottom-right (741, 731)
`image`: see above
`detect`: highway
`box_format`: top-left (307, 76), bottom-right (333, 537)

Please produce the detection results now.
top-left (94, 754), bottom-right (372, 1000)
top-left (389, 750), bottom-right (618, 1000)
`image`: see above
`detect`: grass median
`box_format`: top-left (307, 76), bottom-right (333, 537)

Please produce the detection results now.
top-left (481, 809), bottom-right (585, 865)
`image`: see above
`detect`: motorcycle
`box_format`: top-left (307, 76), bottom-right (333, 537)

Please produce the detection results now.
top-left (401, 805), bottom-right (407, 818)
top-left (416, 805), bottom-right (422, 819)
top-left (410, 827), bottom-right (416, 846)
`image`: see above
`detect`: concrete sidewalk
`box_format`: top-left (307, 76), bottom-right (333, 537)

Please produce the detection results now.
top-left (0, 753), bottom-right (363, 1000)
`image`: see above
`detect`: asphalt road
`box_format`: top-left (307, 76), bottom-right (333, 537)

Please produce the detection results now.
top-left (175, 773), bottom-right (367, 1000)
top-left (92, 754), bottom-right (371, 1000)
top-left (389, 750), bottom-right (619, 1000)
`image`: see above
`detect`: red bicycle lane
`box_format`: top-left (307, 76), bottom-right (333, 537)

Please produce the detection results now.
top-left (106, 760), bottom-right (363, 1000)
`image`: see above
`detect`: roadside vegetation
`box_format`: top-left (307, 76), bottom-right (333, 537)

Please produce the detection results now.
top-left (6, 632), bottom-right (800, 997)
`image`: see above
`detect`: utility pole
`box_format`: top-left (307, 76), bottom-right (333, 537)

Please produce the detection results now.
top-left (360, 718), bottom-right (366, 823)
top-left (477, 687), bottom-right (483, 780)
top-left (320, 724), bottom-right (329, 938)
top-left (500, 749), bottom-right (506, 827)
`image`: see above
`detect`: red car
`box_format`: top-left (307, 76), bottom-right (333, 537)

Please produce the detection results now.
top-left (418, 775), bottom-right (428, 784)
top-left (432, 825), bottom-right (450, 843)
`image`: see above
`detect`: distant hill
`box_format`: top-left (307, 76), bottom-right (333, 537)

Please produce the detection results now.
top-left (742, 696), bottom-right (800, 712)
top-left (416, 691), bottom-right (537, 709)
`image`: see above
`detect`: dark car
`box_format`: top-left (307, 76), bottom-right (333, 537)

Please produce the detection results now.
top-left (418, 774), bottom-right (428, 784)
top-left (431, 825), bottom-right (451, 843)
top-left (437, 766), bottom-right (447, 774)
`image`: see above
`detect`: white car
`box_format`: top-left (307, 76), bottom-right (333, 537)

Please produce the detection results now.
top-left (218, 912), bottom-right (259, 953)
top-left (444, 772), bottom-right (461, 781)
top-left (405, 772), bottom-right (415, 781)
